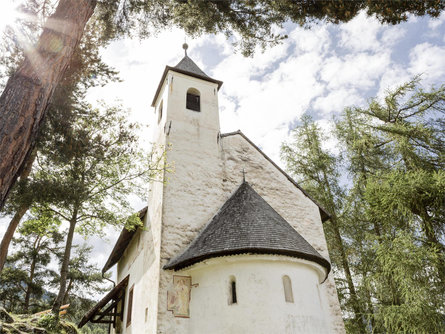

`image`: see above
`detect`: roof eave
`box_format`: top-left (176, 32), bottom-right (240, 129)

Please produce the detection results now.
top-left (102, 207), bottom-right (147, 273)
top-left (151, 66), bottom-right (223, 107)
top-left (164, 248), bottom-right (330, 279)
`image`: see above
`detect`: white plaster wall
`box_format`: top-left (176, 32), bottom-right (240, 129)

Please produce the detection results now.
top-left (184, 255), bottom-right (329, 334)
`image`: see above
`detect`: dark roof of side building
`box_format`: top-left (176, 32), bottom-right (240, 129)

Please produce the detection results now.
top-left (102, 207), bottom-right (147, 274)
top-left (151, 55), bottom-right (223, 107)
top-left (164, 182), bottom-right (331, 277)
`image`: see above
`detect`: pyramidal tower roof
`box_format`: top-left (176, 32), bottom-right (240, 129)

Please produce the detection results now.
top-left (173, 54), bottom-right (209, 78)
top-left (151, 44), bottom-right (223, 106)
top-left (164, 182), bottom-right (331, 275)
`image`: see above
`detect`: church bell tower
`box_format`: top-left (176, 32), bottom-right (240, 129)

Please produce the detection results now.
top-left (151, 43), bottom-right (223, 156)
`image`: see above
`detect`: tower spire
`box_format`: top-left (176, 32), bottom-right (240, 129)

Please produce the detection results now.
top-left (182, 42), bottom-right (188, 56)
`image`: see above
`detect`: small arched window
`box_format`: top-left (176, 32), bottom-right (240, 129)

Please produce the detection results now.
top-left (229, 276), bottom-right (237, 305)
top-left (282, 275), bottom-right (294, 303)
top-left (186, 88), bottom-right (200, 112)
top-left (158, 100), bottom-right (163, 124)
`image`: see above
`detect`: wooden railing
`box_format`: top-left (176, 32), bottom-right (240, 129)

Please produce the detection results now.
top-left (34, 304), bottom-right (70, 317)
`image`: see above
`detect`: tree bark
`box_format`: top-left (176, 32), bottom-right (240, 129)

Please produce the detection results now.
top-left (0, 0), bottom-right (96, 208)
top-left (24, 236), bottom-right (41, 313)
top-left (0, 149), bottom-right (36, 273)
top-left (62, 278), bottom-right (72, 305)
top-left (321, 167), bottom-right (367, 332)
top-left (52, 207), bottom-right (77, 316)
top-left (330, 216), bottom-right (366, 332)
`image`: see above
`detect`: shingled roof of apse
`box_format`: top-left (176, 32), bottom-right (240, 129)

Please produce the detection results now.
top-left (164, 182), bottom-right (331, 274)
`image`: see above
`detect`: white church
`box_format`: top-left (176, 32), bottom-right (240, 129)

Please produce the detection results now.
top-left (79, 45), bottom-right (345, 334)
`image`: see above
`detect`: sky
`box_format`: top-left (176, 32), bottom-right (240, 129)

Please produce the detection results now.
top-left (1, 4), bottom-right (445, 292)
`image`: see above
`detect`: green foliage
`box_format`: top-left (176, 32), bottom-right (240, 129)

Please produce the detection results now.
top-left (369, 231), bottom-right (442, 333)
top-left (37, 313), bottom-right (79, 334)
top-left (95, 0), bottom-right (444, 56)
top-left (38, 314), bottom-right (60, 331)
top-left (0, 266), bottom-right (30, 312)
top-left (0, 211), bottom-right (62, 313)
top-left (50, 243), bottom-right (111, 304)
top-left (32, 102), bottom-right (163, 235)
top-left (282, 79), bottom-right (445, 333)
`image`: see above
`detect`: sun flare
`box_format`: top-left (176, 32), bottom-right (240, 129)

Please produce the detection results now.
top-left (0, 0), bottom-right (21, 33)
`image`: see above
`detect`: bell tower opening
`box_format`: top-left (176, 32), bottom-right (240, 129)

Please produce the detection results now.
top-left (186, 88), bottom-right (200, 112)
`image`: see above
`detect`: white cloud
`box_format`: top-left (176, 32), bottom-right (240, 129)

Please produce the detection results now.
top-left (313, 88), bottom-right (364, 117)
top-left (381, 26), bottom-right (407, 46)
top-left (214, 34), bottom-right (326, 164)
top-left (321, 51), bottom-right (391, 91)
top-left (428, 12), bottom-right (445, 30)
top-left (289, 24), bottom-right (331, 54)
top-left (339, 11), bottom-right (382, 52)
top-left (377, 64), bottom-right (412, 98)
top-left (408, 43), bottom-right (445, 84)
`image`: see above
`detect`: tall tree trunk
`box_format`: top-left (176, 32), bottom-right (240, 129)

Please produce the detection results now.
top-left (24, 236), bottom-right (41, 313)
top-left (0, 149), bottom-right (36, 273)
top-left (320, 167), bottom-right (366, 332)
top-left (62, 279), bottom-right (73, 305)
top-left (52, 207), bottom-right (77, 317)
top-left (0, 205), bottom-right (30, 272)
top-left (330, 216), bottom-right (366, 332)
top-left (0, 0), bottom-right (96, 208)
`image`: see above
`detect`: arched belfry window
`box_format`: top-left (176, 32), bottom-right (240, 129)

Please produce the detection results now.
top-left (186, 88), bottom-right (200, 112)
top-left (282, 275), bottom-right (294, 303)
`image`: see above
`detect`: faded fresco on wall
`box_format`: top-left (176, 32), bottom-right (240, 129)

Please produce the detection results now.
top-left (167, 275), bottom-right (191, 317)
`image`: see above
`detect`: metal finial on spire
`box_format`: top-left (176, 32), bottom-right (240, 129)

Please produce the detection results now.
top-left (182, 42), bottom-right (188, 56)
top-left (242, 168), bottom-right (246, 182)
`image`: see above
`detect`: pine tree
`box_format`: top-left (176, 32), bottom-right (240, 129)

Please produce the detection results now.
top-left (24, 101), bottom-right (165, 317)
top-left (335, 79), bottom-right (445, 332)
top-left (283, 79), bottom-right (445, 332)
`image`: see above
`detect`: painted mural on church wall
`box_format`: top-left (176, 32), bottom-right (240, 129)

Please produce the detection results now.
top-left (167, 275), bottom-right (191, 317)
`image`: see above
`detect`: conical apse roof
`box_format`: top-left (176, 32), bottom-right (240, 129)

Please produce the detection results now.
top-left (164, 182), bottom-right (331, 274)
